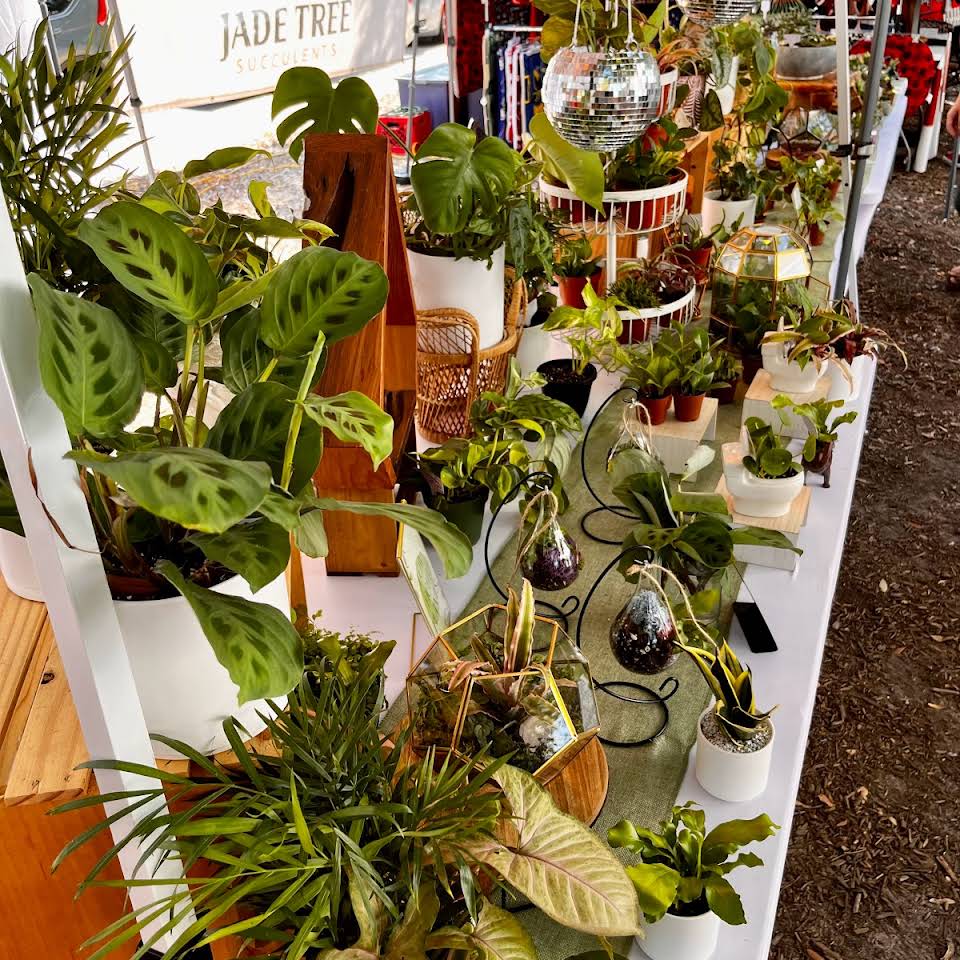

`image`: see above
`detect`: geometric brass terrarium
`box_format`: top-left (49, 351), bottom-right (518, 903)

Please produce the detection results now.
top-left (405, 582), bottom-right (600, 785)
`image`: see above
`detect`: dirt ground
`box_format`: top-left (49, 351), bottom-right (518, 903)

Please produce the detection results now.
top-left (769, 139), bottom-right (960, 958)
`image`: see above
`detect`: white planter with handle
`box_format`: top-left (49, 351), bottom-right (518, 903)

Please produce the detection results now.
top-left (408, 245), bottom-right (506, 350)
top-left (722, 445), bottom-right (803, 518)
top-left (637, 906), bottom-right (721, 960)
top-left (761, 340), bottom-right (822, 393)
top-left (0, 530), bottom-right (42, 601)
top-left (827, 354), bottom-right (869, 402)
top-left (700, 191), bottom-right (757, 236)
top-left (115, 573), bottom-right (290, 758)
top-left (695, 706), bottom-right (775, 803)
top-left (706, 54), bottom-right (739, 116)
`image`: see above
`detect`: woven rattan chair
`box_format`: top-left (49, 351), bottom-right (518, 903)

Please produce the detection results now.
top-left (415, 276), bottom-right (527, 443)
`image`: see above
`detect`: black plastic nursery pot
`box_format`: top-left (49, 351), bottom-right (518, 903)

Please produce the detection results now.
top-left (710, 382), bottom-right (738, 406)
top-left (435, 488), bottom-right (489, 545)
top-left (537, 359), bottom-right (597, 418)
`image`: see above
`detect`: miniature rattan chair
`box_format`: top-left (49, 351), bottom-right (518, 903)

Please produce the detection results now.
top-left (415, 276), bottom-right (527, 443)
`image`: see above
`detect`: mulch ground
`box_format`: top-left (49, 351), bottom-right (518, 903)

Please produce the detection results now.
top-left (770, 133), bottom-right (960, 960)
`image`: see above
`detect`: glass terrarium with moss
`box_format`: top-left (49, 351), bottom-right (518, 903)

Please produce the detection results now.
top-left (405, 581), bottom-right (600, 783)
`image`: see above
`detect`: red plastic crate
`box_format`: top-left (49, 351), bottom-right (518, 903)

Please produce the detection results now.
top-left (377, 109), bottom-right (432, 156)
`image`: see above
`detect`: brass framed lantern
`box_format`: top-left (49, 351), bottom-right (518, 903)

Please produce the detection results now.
top-left (405, 588), bottom-right (600, 785)
top-left (709, 223), bottom-right (826, 350)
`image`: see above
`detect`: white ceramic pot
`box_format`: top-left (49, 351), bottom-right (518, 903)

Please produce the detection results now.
top-left (638, 907), bottom-right (721, 960)
top-left (408, 245), bottom-right (506, 350)
top-left (115, 573), bottom-right (291, 758)
top-left (0, 530), bottom-right (42, 601)
top-left (695, 705), bottom-right (775, 802)
top-left (827, 354), bottom-right (869, 402)
top-left (706, 55), bottom-right (739, 116)
top-left (761, 340), bottom-right (822, 393)
top-left (723, 451), bottom-right (803, 519)
top-left (700, 191), bottom-right (757, 236)
top-left (775, 42), bottom-right (838, 81)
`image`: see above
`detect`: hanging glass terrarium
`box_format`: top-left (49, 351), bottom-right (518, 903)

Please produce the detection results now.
top-left (610, 562), bottom-right (679, 674)
top-left (518, 491), bottom-right (583, 592)
top-left (405, 581), bottom-right (600, 784)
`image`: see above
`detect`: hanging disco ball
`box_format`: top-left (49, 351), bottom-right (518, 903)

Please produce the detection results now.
top-left (677, 0), bottom-right (760, 26)
top-left (542, 45), bottom-right (661, 153)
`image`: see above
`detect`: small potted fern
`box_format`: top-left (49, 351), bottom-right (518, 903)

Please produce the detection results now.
top-left (679, 639), bottom-right (778, 801)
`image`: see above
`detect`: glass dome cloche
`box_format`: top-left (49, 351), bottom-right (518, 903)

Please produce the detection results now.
top-left (405, 580), bottom-right (600, 784)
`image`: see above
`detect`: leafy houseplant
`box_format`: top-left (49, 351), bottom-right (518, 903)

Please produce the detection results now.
top-left (665, 214), bottom-right (722, 285)
top-left (771, 394), bottom-right (858, 488)
top-left (408, 579), bottom-right (599, 779)
top-left (723, 417), bottom-right (804, 519)
top-left (555, 235), bottom-right (603, 309)
top-left (780, 154), bottom-right (842, 245)
top-left (415, 361), bottom-right (582, 541)
top-left (615, 338), bottom-right (679, 425)
top-left (55, 632), bottom-right (639, 960)
top-left (609, 804), bottom-right (778, 960)
top-left (541, 285), bottom-right (623, 415)
top-left (742, 417), bottom-right (802, 480)
top-left (710, 348), bottom-right (743, 405)
top-left (656, 322), bottom-right (725, 422)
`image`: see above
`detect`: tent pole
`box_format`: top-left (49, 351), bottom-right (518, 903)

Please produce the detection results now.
top-left (834, 1), bottom-right (853, 197)
top-left (105, 0), bottom-right (155, 180)
top-left (833, 0), bottom-right (892, 300)
top-left (404, 0), bottom-right (422, 182)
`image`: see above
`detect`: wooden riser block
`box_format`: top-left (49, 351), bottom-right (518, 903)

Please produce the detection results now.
top-left (650, 397), bottom-right (718, 476)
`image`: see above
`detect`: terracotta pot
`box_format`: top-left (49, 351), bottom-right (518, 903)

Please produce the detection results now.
top-left (829, 179), bottom-right (841, 200)
top-left (617, 313), bottom-right (654, 345)
top-left (804, 439), bottom-right (834, 488)
top-left (808, 222), bottom-right (825, 246)
top-left (668, 246), bottom-right (712, 285)
top-left (557, 273), bottom-right (602, 309)
top-left (638, 394), bottom-right (672, 426)
top-left (673, 392), bottom-right (705, 422)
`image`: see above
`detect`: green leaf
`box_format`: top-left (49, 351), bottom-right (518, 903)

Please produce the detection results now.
top-left (527, 113), bottom-right (604, 209)
top-left (213, 271), bottom-right (273, 318)
top-left (411, 123), bottom-right (522, 234)
top-left (206, 382), bottom-right (323, 494)
top-left (68, 448), bottom-right (272, 534)
top-left (700, 89), bottom-right (725, 132)
top-left (670, 492), bottom-right (730, 517)
top-left (248, 180), bottom-right (274, 217)
top-left (384, 883), bottom-right (440, 960)
top-left (759, 447), bottom-right (796, 477)
top-left (78, 201), bottom-right (218, 324)
top-left (301, 392), bottom-right (394, 470)
top-left (29, 274), bottom-right (144, 438)
top-left (156, 560), bottom-right (301, 703)
top-left (294, 508), bottom-right (328, 558)
top-left (703, 814), bottom-right (778, 855)
top-left (729, 526), bottom-right (803, 554)
top-left (182, 147), bottom-right (269, 180)
top-left (132, 334), bottom-right (178, 391)
top-left (308, 498), bottom-right (473, 579)
top-left (220, 307), bottom-right (312, 394)
top-left (273, 67), bottom-right (379, 160)
top-left (704, 875), bottom-right (746, 925)
top-left (188, 518), bottom-right (291, 592)
top-left (174, 817), bottom-right (259, 837)
top-left (260, 246), bottom-right (388, 357)
top-left (461, 900), bottom-right (536, 960)
top-left (468, 765), bottom-right (641, 936)
top-left (624, 863), bottom-right (681, 922)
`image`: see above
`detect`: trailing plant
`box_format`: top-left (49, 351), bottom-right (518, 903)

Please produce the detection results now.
top-left (608, 116), bottom-right (695, 191)
top-left (55, 637), bottom-right (640, 960)
top-left (416, 361), bottom-right (582, 511)
top-left (771, 395), bottom-right (858, 462)
top-left (763, 302), bottom-right (860, 369)
top-left (608, 804), bottom-right (778, 924)
top-left (742, 417), bottom-right (802, 479)
top-left (656, 322), bottom-right (725, 396)
top-left (555, 236), bottom-right (602, 279)
top-left (677, 637), bottom-right (776, 742)
top-left (543, 284), bottom-right (624, 375)
top-left (609, 449), bottom-right (800, 598)
top-left (534, 0), bottom-right (665, 61)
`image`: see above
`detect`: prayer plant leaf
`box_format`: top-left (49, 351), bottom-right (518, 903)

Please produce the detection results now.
top-left (205, 382), bottom-right (323, 494)
top-left (293, 506), bottom-right (328, 558)
top-left (220, 307), bottom-right (314, 395)
top-left (188, 518), bottom-right (291, 593)
top-left (132, 334), bottom-right (178, 391)
top-left (68, 448), bottom-right (272, 534)
top-left (273, 67), bottom-right (379, 160)
top-left (301, 392), bottom-right (394, 470)
top-left (307, 498), bottom-right (473, 579)
top-left (729, 526), bottom-right (803, 554)
top-left (260, 246), bottom-right (388, 357)
top-left (155, 560), bottom-right (301, 703)
top-left (468, 765), bottom-right (641, 936)
top-left (29, 274), bottom-right (144, 438)
top-left (78, 201), bottom-right (218, 324)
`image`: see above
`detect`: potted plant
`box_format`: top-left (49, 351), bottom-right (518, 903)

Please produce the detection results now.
top-left (829, 302), bottom-right (906, 399)
top-left (771, 394), bottom-right (858, 488)
top-left (416, 361), bottom-right (582, 541)
top-left (405, 122), bottom-right (528, 349)
top-left (609, 803), bottom-right (778, 960)
top-left (555, 235), bottom-right (603, 308)
top-left (665, 214), bottom-right (722, 285)
top-left (723, 417), bottom-right (804, 518)
top-left (616, 339), bottom-right (678, 425)
top-left (775, 29), bottom-right (838, 82)
top-left (541, 285), bottom-right (623, 415)
top-left (608, 259), bottom-right (696, 344)
top-left (761, 305), bottom-right (853, 392)
top-left (657, 28), bottom-right (711, 127)
top-left (710, 348), bottom-right (743, 404)
top-left (657, 322), bottom-right (725, 422)
top-left (58, 630), bottom-right (640, 960)
top-left (780, 153), bottom-right (842, 246)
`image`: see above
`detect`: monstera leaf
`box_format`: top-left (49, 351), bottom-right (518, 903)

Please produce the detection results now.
top-left (156, 560), bottom-right (301, 703)
top-left (206, 382), bottom-right (323, 494)
top-left (260, 246), bottom-right (388, 357)
top-left (68, 448), bottom-right (272, 534)
top-left (182, 146), bottom-right (269, 180)
top-left (78, 201), bottom-right (218, 324)
top-left (527, 113), bottom-right (604, 209)
top-left (411, 123), bottom-right (522, 234)
top-left (188, 517), bottom-right (291, 592)
top-left (29, 275), bottom-right (144, 438)
top-left (301, 393), bottom-right (394, 470)
top-left (273, 67), bottom-right (379, 160)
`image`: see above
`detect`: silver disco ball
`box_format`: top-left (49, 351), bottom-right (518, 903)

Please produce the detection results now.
top-left (542, 45), bottom-right (661, 153)
top-left (677, 0), bottom-right (760, 25)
